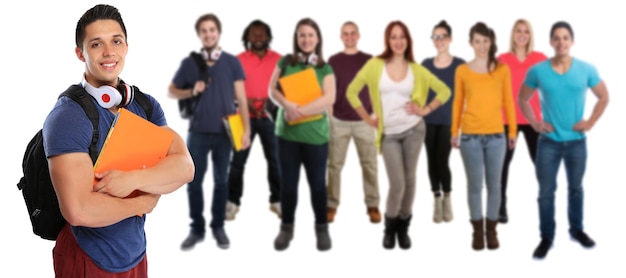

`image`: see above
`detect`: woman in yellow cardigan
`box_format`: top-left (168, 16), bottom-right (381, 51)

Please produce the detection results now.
top-left (346, 20), bottom-right (450, 250)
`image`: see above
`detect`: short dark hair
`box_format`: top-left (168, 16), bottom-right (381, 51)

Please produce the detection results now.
top-left (550, 21), bottom-right (574, 40)
top-left (195, 13), bottom-right (221, 34)
top-left (434, 20), bottom-right (451, 36)
top-left (75, 4), bottom-right (126, 49)
top-left (241, 19), bottom-right (273, 50)
top-left (342, 21), bottom-right (359, 32)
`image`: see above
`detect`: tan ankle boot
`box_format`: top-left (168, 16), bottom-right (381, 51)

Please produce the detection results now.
top-left (486, 219), bottom-right (499, 249)
top-left (470, 219), bottom-right (485, 250)
top-left (433, 196), bottom-right (443, 223)
top-left (442, 195), bottom-right (453, 222)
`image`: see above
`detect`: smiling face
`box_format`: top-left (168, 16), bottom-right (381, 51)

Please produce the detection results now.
top-left (431, 27), bottom-right (451, 54)
top-left (297, 24), bottom-right (319, 54)
top-left (550, 27), bottom-right (573, 57)
top-left (388, 25), bottom-right (408, 56)
top-left (340, 23), bottom-right (359, 49)
top-left (198, 19), bottom-right (220, 50)
top-left (248, 25), bottom-right (269, 51)
top-left (513, 22), bottom-right (531, 51)
top-left (470, 32), bottom-right (491, 59)
top-left (75, 19), bottom-right (127, 87)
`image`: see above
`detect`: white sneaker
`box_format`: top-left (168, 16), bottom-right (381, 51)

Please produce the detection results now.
top-left (225, 201), bottom-right (239, 221)
top-left (270, 202), bottom-right (281, 219)
top-left (433, 196), bottom-right (443, 223)
top-left (443, 195), bottom-right (453, 222)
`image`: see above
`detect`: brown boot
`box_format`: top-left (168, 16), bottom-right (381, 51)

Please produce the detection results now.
top-left (367, 207), bottom-right (381, 223)
top-left (486, 219), bottom-right (499, 250)
top-left (327, 207), bottom-right (336, 223)
top-left (470, 219), bottom-right (485, 250)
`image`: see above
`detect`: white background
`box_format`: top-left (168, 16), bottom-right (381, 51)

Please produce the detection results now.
top-left (2, 0), bottom-right (624, 277)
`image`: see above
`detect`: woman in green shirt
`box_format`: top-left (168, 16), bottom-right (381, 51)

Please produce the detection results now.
top-left (269, 18), bottom-right (336, 252)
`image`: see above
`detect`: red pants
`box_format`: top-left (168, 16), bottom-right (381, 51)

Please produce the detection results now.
top-left (53, 224), bottom-right (148, 278)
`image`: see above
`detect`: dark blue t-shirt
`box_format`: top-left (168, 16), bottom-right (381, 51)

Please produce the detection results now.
top-left (43, 86), bottom-right (166, 272)
top-left (172, 51), bottom-right (246, 133)
top-left (421, 57), bottom-right (465, 125)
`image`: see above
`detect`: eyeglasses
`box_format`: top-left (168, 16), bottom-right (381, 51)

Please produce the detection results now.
top-left (431, 34), bottom-right (450, 41)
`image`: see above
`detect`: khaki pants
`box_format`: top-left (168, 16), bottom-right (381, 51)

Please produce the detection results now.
top-left (327, 116), bottom-right (379, 208)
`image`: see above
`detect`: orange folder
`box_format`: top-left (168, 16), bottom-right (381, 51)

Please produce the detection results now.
top-left (223, 113), bottom-right (244, 152)
top-left (93, 108), bottom-right (174, 199)
top-left (278, 67), bottom-right (324, 125)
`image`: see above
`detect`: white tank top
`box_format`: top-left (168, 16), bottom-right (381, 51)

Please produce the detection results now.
top-left (379, 65), bottom-right (420, 134)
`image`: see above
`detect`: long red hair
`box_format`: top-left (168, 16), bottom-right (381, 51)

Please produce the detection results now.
top-left (377, 20), bottom-right (414, 62)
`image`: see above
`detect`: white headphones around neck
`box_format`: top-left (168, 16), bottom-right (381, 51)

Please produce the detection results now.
top-left (297, 52), bottom-right (318, 65)
top-left (81, 78), bottom-right (134, 109)
top-left (201, 47), bottom-right (222, 61)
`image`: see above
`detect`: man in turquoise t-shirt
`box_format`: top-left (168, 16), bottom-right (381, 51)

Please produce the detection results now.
top-left (519, 21), bottom-right (609, 260)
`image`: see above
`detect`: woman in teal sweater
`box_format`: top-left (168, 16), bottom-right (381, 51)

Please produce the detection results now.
top-left (347, 20), bottom-right (450, 250)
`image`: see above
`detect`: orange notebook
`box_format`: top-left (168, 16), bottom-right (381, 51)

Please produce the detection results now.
top-left (223, 113), bottom-right (244, 152)
top-left (278, 67), bottom-right (323, 125)
top-left (93, 108), bottom-right (174, 198)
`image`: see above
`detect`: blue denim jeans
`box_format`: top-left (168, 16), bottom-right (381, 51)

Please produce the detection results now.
top-left (278, 137), bottom-right (328, 225)
top-left (536, 135), bottom-right (586, 241)
top-left (228, 117), bottom-right (281, 205)
top-left (186, 131), bottom-right (232, 236)
top-left (459, 133), bottom-right (506, 221)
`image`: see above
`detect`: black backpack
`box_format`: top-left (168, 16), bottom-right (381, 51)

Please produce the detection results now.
top-left (178, 51), bottom-right (209, 119)
top-left (263, 54), bottom-right (292, 122)
top-left (17, 84), bottom-right (153, 240)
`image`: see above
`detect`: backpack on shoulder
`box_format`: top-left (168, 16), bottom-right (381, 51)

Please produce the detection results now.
top-left (178, 51), bottom-right (209, 119)
top-left (17, 84), bottom-right (153, 240)
top-left (263, 54), bottom-right (292, 122)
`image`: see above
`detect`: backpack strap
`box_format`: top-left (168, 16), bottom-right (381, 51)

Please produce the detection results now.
top-left (131, 86), bottom-right (154, 120)
top-left (58, 84), bottom-right (154, 163)
top-left (190, 51), bottom-right (210, 82)
top-left (280, 54), bottom-right (292, 78)
top-left (59, 85), bottom-right (100, 163)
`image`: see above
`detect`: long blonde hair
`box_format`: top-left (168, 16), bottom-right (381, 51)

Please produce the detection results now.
top-left (509, 19), bottom-right (535, 54)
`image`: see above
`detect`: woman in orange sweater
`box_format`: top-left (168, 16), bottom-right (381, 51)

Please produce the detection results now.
top-left (451, 22), bottom-right (516, 251)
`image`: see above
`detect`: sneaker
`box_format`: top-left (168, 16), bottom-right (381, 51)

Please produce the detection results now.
top-left (571, 231), bottom-right (595, 248)
top-left (327, 207), bottom-right (337, 223)
top-left (270, 202), bottom-right (281, 219)
top-left (181, 233), bottom-right (204, 251)
top-left (532, 238), bottom-right (553, 259)
top-left (212, 227), bottom-right (230, 249)
top-left (433, 196), bottom-right (443, 223)
top-left (225, 201), bottom-right (239, 221)
top-left (367, 207), bottom-right (381, 223)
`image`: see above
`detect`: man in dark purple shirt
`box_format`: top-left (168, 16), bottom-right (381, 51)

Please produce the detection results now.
top-left (326, 21), bottom-right (380, 224)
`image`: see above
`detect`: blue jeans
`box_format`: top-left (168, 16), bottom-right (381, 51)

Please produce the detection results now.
top-left (459, 133), bottom-right (506, 221)
top-left (536, 135), bottom-right (586, 241)
top-left (186, 132), bottom-right (232, 236)
top-left (228, 117), bottom-right (281, 205)
top-left (278, 137), bottom-right (328, 225)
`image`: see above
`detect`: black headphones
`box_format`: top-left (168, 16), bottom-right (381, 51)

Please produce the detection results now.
top-left (81, 78), bottom-right (134, 109)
